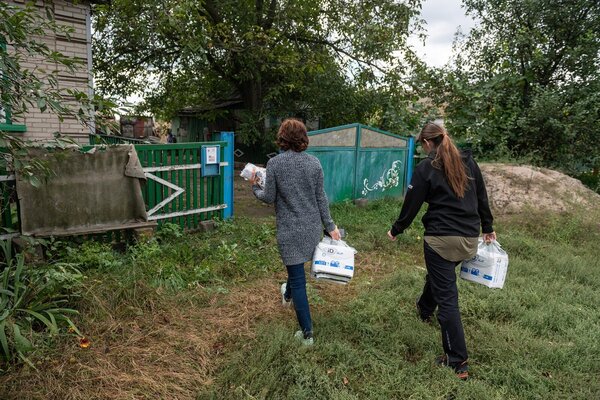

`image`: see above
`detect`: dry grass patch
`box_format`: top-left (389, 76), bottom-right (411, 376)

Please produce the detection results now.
top-left (0, 274), bottom-right (291, 400)
top-left (0, 247), bottom-right (408, 400)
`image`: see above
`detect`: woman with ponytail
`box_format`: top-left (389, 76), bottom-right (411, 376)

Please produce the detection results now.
top-left (387, 122), bottom-right (496, 380)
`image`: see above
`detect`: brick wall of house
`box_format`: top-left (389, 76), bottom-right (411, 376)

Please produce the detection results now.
top-left (8, 0), bottom-right (92, 144)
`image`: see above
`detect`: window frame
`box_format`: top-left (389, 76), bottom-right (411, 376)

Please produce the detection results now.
top-left (0, 38), bottom-right (27, 133)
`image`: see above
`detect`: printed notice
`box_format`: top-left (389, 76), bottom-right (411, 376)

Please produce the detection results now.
top-left (206, 147), bottom-right (218, 164)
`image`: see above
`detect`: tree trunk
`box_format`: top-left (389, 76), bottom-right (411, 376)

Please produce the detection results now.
top-left (239, 78), bottom-right (265, 137)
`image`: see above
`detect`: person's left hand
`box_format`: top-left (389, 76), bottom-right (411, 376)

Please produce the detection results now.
top-left (329, 227), bottom-right (341, 241)
top-left (387, 230), bottom-right (397, 241)
top-left (249, 170), bottom-right (258, 186)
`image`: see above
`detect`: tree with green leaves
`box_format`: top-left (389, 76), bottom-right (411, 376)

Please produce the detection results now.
top-left (0, 2), bottom-right (117, 184)
top-left (434, 0), bottom-right (600, 176)
top-left (0, 3), bottom-right (120, 367)
top-left (92, 0), bottom-right (425, 142)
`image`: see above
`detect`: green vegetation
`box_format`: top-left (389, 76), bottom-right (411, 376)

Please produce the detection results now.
top-left (201, 203), bottom-right (600, 399)
top-left (0, 241), bottom-right (82, 370)
top-left (92, 0), bottom-right (427, 141)
top-left (1, 200), bottom-right (599, 399)
top-left (423, 0), bottom-right (600, 178)
top-left (1, 2), bottom-right (118, 188)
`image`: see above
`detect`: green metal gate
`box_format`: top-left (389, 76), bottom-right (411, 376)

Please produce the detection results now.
top-left (307, 123), bottom-right (415, 203)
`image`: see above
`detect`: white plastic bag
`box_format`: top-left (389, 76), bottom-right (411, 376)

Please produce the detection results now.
top-left (460, 239), bottom-right (508, 289)
top-left (240, 163), bottom-right (266, 189)
top-left (311, 237), bottom-right (357, 284)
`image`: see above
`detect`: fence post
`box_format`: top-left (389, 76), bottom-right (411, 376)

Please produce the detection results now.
top-left (217, 131), bottom-right (234, 219)
top-left (353, 124), bottom-right (362, 200)
top-left (405, 135), bottom-right (415, 195)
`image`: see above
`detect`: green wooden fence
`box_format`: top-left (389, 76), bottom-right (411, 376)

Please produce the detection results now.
top-left (133, 142), bottom-right (227, 229)
top-left (0, 138), bottom-right (232, 238)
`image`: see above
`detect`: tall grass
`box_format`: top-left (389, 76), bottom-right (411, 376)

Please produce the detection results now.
top-left (201, 201), bottom-right (600, 399)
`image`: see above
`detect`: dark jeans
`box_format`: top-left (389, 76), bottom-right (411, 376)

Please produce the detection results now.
top-left (285, 263), bottom-right (313, 337)
top-left (417, 241), bottom-right (468, 365)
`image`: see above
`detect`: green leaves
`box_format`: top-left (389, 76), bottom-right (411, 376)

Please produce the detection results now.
top-left (0, 240), bottom-right (83, 366)
top-left (0, 1), bottom-right (119, 143)
top-left (430, 0), bottom-right (600, 174)
top-left (92, 0), bottom-right (425, 141)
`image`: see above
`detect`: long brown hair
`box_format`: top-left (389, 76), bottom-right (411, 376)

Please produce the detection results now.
top-left (417, 122), bottom-right (468, 198)
top-left (276, 118), bottom-right (309, 152)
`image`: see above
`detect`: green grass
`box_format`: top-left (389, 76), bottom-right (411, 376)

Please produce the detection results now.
top-left (2, 199), bottom-right (599, 399)
top-left (199, 201), bottom-right (600, 400)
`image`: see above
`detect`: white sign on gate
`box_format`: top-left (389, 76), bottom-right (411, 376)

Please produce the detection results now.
top-left (205, 146), bottom-right (218, 164)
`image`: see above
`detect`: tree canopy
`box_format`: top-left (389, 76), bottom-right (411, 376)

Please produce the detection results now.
top-left (433, 0), bottom-right (600, 175)
top-left (92, 0), bottom-right (425, 142)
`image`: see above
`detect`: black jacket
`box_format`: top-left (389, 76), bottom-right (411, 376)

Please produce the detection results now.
top-left (390, 150), bottom-right (494, 237)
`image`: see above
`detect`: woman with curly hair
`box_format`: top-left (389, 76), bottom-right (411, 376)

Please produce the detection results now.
top-left (250, 118), bottom-right (340, 345)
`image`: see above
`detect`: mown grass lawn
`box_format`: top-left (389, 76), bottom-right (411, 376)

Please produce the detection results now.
top-left (1, 200), bottom-right (599, 400)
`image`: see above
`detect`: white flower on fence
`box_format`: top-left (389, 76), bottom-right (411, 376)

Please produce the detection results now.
top-left (362, 160), bottom-right (403, 196)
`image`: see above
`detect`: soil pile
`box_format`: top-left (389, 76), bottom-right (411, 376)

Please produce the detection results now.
top-left (480, 163), bottom-right (599, 214)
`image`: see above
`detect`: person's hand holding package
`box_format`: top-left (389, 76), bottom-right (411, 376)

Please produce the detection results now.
top-left (483, 231), bottom-right (496, 243)
top-left (329, 227), bottom-right (341, 240)
top-left (249, 170), bottom-right (258, 186)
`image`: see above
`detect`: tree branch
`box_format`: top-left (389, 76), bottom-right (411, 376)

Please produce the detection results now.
top-left (263, 0), bottom-right (277, 29)
top-left (284, 33), bottom-right (388, 74)
top-left (256, 0), bottom-right (263, 25)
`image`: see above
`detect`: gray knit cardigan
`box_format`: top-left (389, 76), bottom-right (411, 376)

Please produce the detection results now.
top-left (253, 150), bottom-right (336, 265)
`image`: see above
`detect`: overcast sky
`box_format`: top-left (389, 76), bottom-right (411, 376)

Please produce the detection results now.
top-left (408, 0), bottom-right (477, 67)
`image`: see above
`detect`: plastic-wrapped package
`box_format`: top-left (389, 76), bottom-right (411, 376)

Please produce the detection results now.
top-left (240, 163), bottom-right (266, 189)
top-left (460, 239), bottom-right (509, 289)
top-left (311, 237), bottom-right (357, 284)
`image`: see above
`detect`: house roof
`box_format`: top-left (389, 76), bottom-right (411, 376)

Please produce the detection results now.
top-left (178, 99), bottom-right (244, 116)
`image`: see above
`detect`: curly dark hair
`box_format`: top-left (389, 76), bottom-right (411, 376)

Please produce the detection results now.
top-left (276, 118), bottom-right (309, 152)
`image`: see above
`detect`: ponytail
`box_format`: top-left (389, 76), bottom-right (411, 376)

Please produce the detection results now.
top-left (418, 123), bottom-right (468, 198)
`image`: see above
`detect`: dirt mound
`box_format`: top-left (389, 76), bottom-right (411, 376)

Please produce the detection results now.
top-left (480, 163), bottom-right (600, 214)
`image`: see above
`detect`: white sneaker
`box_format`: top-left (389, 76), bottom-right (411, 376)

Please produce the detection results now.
top-left (281, 283), bottom-right (293, 307)
top-left (294, 330), bottom-right (314, 346)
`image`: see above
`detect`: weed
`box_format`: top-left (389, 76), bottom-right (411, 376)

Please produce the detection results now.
top-left (156, 222), bottom-right (183, 241)
top-left (0, 241), bottom-right (82, 370)
top-left (63, 241), bottom-right (123, 271)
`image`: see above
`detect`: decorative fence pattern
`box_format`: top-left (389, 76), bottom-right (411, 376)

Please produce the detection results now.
top-left (133, 141), bottom-right (230, 229)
